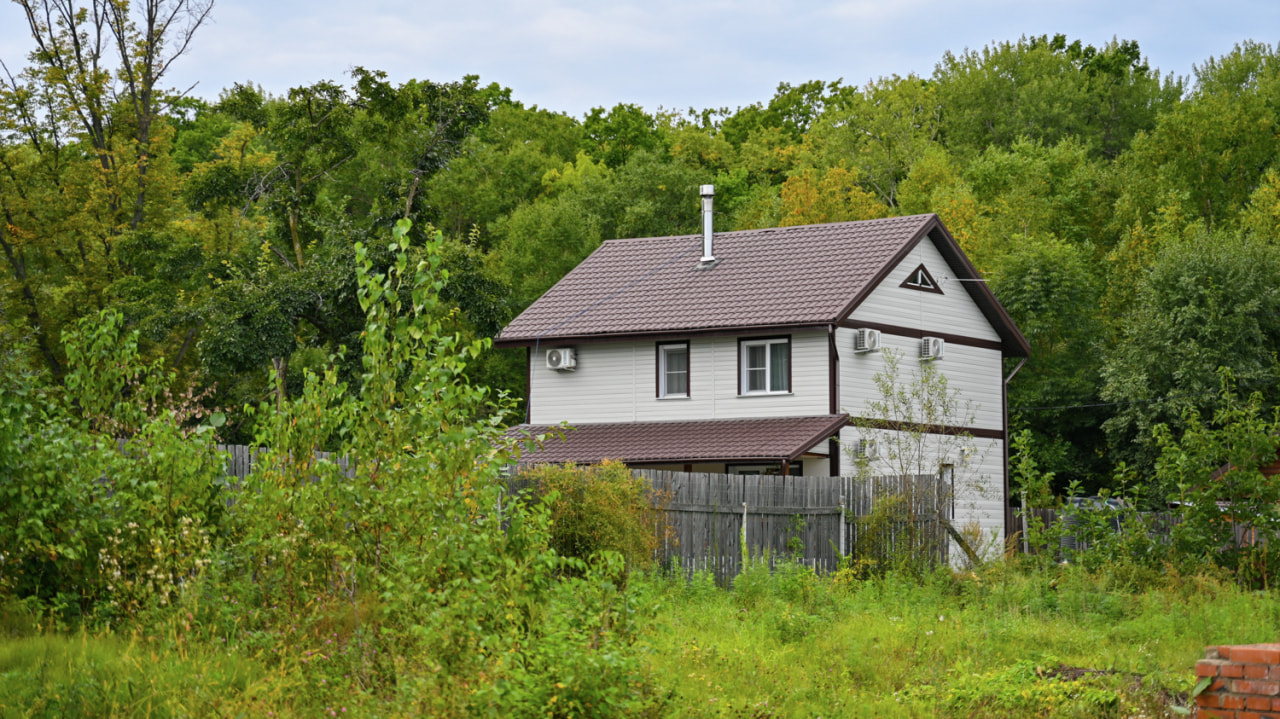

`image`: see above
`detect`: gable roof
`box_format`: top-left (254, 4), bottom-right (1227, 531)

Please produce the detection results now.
top-left (495, 213), bottom-right (1029, 356)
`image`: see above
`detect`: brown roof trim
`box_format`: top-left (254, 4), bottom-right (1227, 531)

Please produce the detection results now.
top-left (837, 319), bottom-right (1005, 353)
top-left (494, 322), bottom-right (831, 348)
top-left (922, 222), bottom-right (1030, 357)
top-left (848, 416), bottom-right (1005, 440)
top-left (833, 215), bottom-right (1030, 358)
top-left (832, 215), bottom-right (936, 324)
top-left (509, 414), bottom-right (850, 465)
top-left (786, 414), bottom-right (852, 462)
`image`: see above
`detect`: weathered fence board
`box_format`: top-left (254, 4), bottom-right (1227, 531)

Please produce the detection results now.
top-left (569, 470), bottom-right (957, 584)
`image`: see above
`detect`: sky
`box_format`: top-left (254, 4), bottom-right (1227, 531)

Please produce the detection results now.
top-left (1, 0), bottom-right (1278, 119)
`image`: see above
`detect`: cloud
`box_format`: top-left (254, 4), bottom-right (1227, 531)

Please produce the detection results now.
top-left (1, 0), bottom-right (1277, 116)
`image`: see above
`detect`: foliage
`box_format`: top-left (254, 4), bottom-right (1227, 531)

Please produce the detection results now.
top-left (1154, 372), bottom-right (1280, 586)
top-left (846, 349), bottom-right (983, 566)
top-left (1101, 232), bottom-right (1280, 472)
top-left (519, 460), bottom-right (667, 572)
top-left (0, 309), bottom-right (223, 619)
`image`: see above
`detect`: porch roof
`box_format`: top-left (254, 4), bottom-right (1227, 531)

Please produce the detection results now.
top-left (507, 414), bottom-right (849, 466)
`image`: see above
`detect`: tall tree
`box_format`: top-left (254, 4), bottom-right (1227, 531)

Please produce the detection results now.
top-left (0, 0), bottom-right (212, 376)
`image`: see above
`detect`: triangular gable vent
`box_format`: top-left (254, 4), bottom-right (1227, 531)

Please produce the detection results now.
top-left (900, 263), bottom-right (943, 294)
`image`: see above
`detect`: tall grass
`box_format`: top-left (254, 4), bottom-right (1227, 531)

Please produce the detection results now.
top-left (635, 561), bottom-right (1280, 718)
top-left (0, 633), bottom-right (294, 717)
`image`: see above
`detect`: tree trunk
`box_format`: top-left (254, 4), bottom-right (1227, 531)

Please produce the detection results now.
top-left (272, 355), bottom-right (288, 409)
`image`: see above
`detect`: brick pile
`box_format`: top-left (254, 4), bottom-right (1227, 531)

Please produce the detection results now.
top-left (1195, 643), bottom-right (1280, 718)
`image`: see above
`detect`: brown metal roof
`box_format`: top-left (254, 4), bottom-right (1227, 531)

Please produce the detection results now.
top-left (509, 414), bottom-right (850, 465)
top-left (494, 214), bottom-right (1028, 356)
top-left (497, 215), bottom-right (934, 342)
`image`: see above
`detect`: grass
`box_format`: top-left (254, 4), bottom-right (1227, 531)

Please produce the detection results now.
top-left (3, 561), bottom-right (1276, 717)
top-left (0, 611), bottom-right (305, 718)
top-left (634, 560), bottom-right (1280, 718)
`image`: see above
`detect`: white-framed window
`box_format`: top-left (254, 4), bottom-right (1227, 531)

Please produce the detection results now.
top-left (739, 337), bottom-right (790, 394)
top-left (657, 342), bottom-right (689, 398)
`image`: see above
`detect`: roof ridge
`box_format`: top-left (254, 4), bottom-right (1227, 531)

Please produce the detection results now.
top-left (596, 214), bottom-right (935, 244)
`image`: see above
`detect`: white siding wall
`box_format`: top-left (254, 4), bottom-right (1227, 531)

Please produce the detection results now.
top-left (849, 235), bottom-right (1001, 342)
top-left (836, 425), bottom-right (1005, 556)
top-left (529, 329), bottom-right (829, 425)
top-left (832, 231), bottom-right (1009, 552)
top-left (835, 329), bottom-right (1002, 431)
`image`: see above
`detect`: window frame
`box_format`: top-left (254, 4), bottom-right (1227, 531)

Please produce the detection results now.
top-left (737, 335), bottom-right (791, 395)
top-left (656, 341), bottom-right (691, 399)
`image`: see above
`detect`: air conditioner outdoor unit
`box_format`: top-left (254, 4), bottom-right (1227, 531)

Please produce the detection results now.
top-left (855, 438), bottom-right (880, 460)
top-left (920, 336), bottom-right (945, 361)
top-left (546, 347), bottom-right (577, 371)
top-left (853, 328), bottom-right (882, 353)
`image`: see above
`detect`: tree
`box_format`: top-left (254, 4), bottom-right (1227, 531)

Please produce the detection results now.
top-left (1100, 231), bottom-right (1280, 472)
top-left (934, 35), bottom-right (1181, 159)
top-left (0, 0), bottom-right (214, 377)
top-left (991, 236), bottom-right (1107, 492)
top-left (1109, 42), bottom-right (1280, 233)
top-left (810, 74), bottom-right (941, 207)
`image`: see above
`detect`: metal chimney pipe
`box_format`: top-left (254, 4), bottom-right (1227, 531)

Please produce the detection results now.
top-left (700, 184), bottom-right (715, 262)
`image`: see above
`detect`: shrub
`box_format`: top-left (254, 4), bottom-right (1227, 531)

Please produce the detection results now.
top-left (521, 460), bottom-right (666, 571)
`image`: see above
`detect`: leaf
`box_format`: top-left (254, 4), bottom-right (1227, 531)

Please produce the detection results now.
top-left (1191, 676), bottom-right (1212, 698)
top-left (209, 412), bottom-right (227, 428)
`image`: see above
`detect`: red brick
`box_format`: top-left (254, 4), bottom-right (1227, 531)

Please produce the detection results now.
top-left (1247, 696), bottom-right (1272, 710)
top-left (1238, 712), bottom-right (1267, 719)
top-left (1247, 665), bottom-right (1271, 679)
top-left (1223, 664), bottom-right (1246, 678)
top-left (1273, 697), bottom-right (1280, 710)
top-left (1228, 645), bottom-right (1280, 665)
top-left (1199, 693), bottom-right (1223, 708)
top-left (1222, 695), bottom-right (1247, 709)
top-left (1269, 666), bottom-right (1280, 681)
top-left (1234, 681), bottom-right (1280, 696)
top-left (1200, 661), bottom-right (1225, 677)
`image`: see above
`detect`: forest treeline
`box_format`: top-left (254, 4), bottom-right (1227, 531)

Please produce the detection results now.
top-left (4, 1), bottom-right (1280, 495)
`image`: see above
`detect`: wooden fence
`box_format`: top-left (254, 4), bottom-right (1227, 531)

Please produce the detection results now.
top-left (206, 446), bottom-right (952, 582)
top-left (508, 469), bottom-right (954, 583)
top-left (1005, 505), bottom-right (1270, 555)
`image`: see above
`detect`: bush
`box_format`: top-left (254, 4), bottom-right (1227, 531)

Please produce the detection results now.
top-left (521, 460), bottom-right (667, 571)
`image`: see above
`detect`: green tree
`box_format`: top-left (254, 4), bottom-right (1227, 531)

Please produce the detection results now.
top-left (0, 0), bottom-right (214, 377)
top-left (992, 236), bottom-right (1107, 491)
top-left (1100, 231), bottom-right (1280, 472)
top-left (934, 35), bottom-right (1181, 159)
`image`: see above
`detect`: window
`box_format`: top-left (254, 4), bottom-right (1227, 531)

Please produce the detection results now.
top-left (900, 263), bottom-right (943, 294)
top-left (657, 342), bottom-right (689, 398)
top-left (727, 462), bottom-right (803, 476)
top-left (739, 337), bottom-right (790, 394)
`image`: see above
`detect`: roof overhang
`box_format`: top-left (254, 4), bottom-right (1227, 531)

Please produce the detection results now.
top-left (507, 414), bottom-right (850, 466)
top-left (492, 322), bottom-right (831, 348)
top-left (834, 216), bottom-right (1030, 358)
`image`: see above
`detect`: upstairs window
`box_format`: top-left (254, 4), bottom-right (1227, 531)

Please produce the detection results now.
top-left (740, 337), bottom-right (790, 394)
top-left (657, 342), bottom-right (689, 397)
top-left (901, 263), bottom-right (943, 294)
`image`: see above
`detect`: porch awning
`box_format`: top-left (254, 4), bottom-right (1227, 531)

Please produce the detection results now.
top-left (507, 414), bottom-right (849, 465)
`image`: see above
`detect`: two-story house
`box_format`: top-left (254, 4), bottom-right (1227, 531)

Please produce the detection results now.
top-left (495, 187), bottom-right (1029, 543)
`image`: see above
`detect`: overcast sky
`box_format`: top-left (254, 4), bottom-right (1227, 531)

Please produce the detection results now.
top-left (1, 1), bottom-right (1277, 118)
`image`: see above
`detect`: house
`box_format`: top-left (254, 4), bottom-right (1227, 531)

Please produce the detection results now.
top-left (495, 187), bottom-right (1029, 544)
